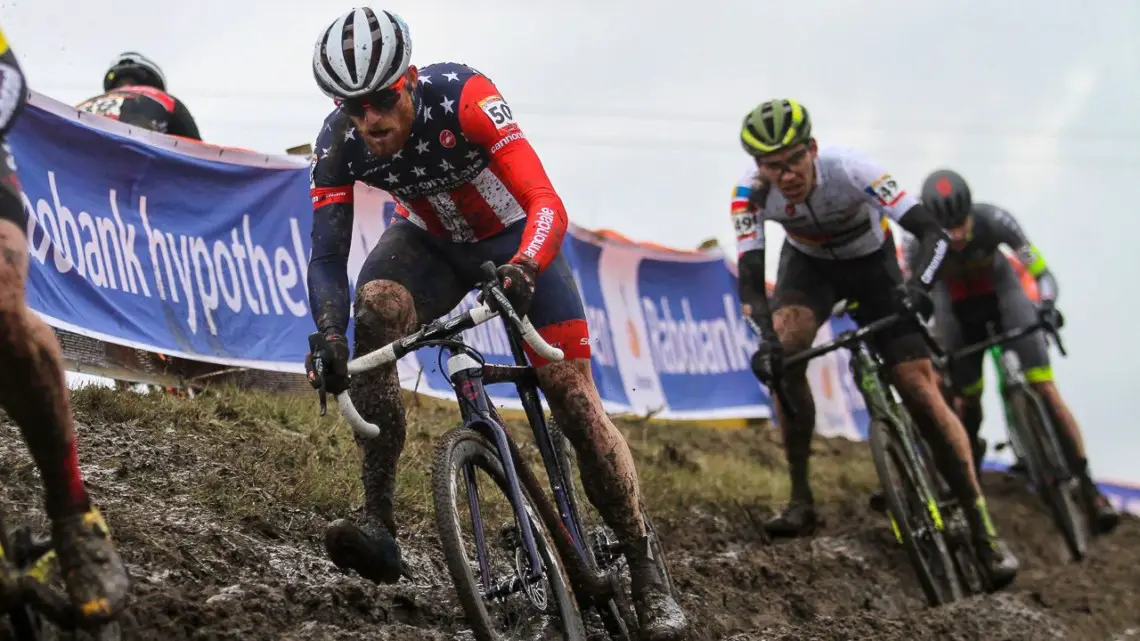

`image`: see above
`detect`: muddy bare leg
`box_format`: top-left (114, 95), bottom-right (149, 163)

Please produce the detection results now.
top-left (0, 214), bottom-right (128, 622)
top-left (539, 359), bottom-right (644, 544)
top-left (893, 359), bottom-right (1019, 586)
top-left (538, 358), bottom-right (686, 640)
top-left (1033, 380), bottom-right (1119, 532)
top-left (763, 305), bottom-right (821, 537)
top-left (0, 220), bottom-right (89, 520)
top-left (324, 280), bottom-right (416, 584)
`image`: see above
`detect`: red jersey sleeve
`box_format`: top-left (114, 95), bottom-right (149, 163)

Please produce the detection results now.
top-left (458, 74), bottom-right (567, 273)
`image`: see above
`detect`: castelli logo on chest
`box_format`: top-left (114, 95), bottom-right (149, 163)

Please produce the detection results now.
top-left (439, 130), bottom-right (456, 148)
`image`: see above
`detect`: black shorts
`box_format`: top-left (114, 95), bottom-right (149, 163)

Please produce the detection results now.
top-left (356, 218), bottom-right (589, 366)
top-left (0, 141), bottom-right (26, 229)
top-left (771, 233), bottom-right (927, 366)
top-left (932, 257), bottom-right (1051, 396)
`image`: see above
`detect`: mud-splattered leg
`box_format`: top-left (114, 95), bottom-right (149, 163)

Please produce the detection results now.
top-left (537, 358), bottom-right (686, 639)
top-left (0, 219), bottom-right (89, 520)
top-left (538, 358), bottom-right (643, 544)
top-left (349, 280), bottom-right (418, 538)
top-left (0, 212), bottom-right (128, 621)
top-left (771, 305), bottom-right (822, 508)
top-left (322, 279), bottom-right (422, 585)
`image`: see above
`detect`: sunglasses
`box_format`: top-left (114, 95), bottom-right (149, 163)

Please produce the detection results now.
top-left (336, 76), bottom-right (408, 117)
top-left (757, 146), bottom-right (811, 174)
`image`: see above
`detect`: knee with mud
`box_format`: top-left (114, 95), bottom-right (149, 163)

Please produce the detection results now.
top-left (772, 307), bottom-right (819, 460)
top-left (354, 280), bottom-right (417, 349)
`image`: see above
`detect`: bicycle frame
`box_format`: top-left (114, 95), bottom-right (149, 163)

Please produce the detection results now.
top-left (931, 319), bottom-right (1068, 476)
top-left (987, 332), bottom-right (1073, 486)
top-left (846, 337), bottom-right (947, 533)
top-left (442, 324), bottom-right (594, 594)
top-left (778, 311), bottom-right (948, 531)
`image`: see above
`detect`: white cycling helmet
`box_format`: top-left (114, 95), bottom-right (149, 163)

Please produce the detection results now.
top-left (312, 7), bottom-right (413, 100)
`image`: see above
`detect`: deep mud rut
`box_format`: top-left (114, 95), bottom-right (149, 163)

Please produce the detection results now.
top-left (0, 412), bottom-right (1137, 641)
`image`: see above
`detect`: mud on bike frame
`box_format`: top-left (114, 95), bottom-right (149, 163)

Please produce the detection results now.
top-left (307, 261), bottom-right (612, 600)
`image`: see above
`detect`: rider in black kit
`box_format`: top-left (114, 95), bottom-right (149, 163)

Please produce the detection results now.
top-left (76, 52), bottom-right (201, 141)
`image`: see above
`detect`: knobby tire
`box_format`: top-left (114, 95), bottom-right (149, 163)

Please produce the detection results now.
top-left (432, 426), bottom-right (586, 641)
top-left (869, 417), bottom-right (963, 606)
top-left (1007, 389), bottom-right (1089, 561)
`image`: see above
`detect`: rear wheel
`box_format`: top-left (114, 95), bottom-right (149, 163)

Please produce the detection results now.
top-left (432, 426), bottom-right (585, 641)
top-left (869, 416), bottom-right (963, 606)
top-left (1007, 388), bottom-right (1089, 561)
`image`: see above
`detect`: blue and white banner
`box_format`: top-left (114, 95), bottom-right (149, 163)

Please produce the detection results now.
top-left (11, 91), bottom-right (1138, 511)
top-left (10, 93), bottom-right (317, 371)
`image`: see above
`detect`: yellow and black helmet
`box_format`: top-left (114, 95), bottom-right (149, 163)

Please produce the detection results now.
top-left (740, 99), bottom-right (812, 157)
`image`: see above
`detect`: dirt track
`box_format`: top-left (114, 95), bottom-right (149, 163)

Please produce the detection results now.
top-left (0, 393), bottom-right (1137, 641)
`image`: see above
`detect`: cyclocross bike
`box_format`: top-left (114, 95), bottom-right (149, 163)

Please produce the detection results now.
top-left (0, 507), bottom-right (123, 640)
top-left (763, 299), bottom-right (986, 607)
top-left (309, 261), bottom-right (676, 641)
top-left (928, 314), bottom-right (1089, 561)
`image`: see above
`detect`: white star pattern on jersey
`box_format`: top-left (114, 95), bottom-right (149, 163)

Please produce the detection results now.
top-left (311, 62), bottom-right (536, 245)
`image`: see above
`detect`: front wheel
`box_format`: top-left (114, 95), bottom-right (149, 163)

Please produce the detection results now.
top-left (869, 416), bottom-right (963, 606)
top-left (1006, 388), bottom-right (1089, 561)
top-left (432, 426), bottom-right (586, 641)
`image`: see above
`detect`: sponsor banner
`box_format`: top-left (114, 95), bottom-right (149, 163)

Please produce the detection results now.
top-left (10, 92), bottom-right (316, 372)
top-left (17, 89), bottom-right (1138, 506)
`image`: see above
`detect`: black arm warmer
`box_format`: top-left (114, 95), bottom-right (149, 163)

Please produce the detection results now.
top-left (897, 204), bottom-right (951, 290)
top-left (738, 248), bottom-right (774, 336)
top-left (307, 201), bottom-right (354, 335)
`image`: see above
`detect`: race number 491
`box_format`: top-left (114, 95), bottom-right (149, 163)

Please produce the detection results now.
top-left (479, 96), bottom-right (516, 131)
top-left (733, 211), bottom-right (757, 238)
top-left (871, 173), bottom-right (904, 207)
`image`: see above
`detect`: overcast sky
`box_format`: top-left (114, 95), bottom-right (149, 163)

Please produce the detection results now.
top-left (4, 1), bottom-right (1139, 483)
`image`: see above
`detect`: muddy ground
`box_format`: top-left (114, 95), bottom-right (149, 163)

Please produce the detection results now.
top-left (0, 387), bottom-right (1136, 641)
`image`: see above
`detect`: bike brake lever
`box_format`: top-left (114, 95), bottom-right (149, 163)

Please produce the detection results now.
top-left (307, 332), bottom-right (330, 416)
top-left (1050, 327), bottom-right (1067, 358)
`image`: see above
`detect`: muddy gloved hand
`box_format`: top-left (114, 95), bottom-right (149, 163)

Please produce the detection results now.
top-left (497, 259), bottom-right (538, 318)
top-left (750, 337), bottom-right (783, 384)
top-left (305, 331), bottom-right (350, 395)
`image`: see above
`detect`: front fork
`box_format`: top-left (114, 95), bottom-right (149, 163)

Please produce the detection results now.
top-left (852, 347), bottom-right (946, 537)
top-left (447, 349), bottom-right (544, 588)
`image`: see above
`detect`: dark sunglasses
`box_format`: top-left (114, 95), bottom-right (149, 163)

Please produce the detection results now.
top-left (337, 76), bottom-right (408, 117)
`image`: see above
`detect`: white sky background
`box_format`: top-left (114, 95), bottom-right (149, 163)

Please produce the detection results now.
top-left (4, 0), bottom-right (1139, 482)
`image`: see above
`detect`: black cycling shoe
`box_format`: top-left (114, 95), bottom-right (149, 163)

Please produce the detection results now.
top-left (763, 501), bottom-right (819, 538)
top-left (625, 535), bottom-right (687, 641)
top-left (977, 537), bottom-right (1020, 590)
top-left (324, 519), bottom-right (406, 584)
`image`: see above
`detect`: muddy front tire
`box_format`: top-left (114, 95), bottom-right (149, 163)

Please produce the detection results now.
top-left (432, 426), bottom-right (586, 641)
